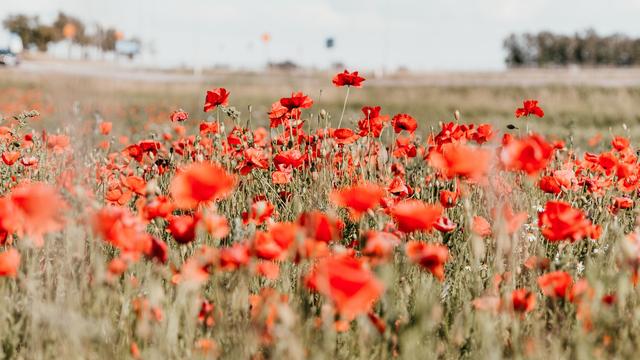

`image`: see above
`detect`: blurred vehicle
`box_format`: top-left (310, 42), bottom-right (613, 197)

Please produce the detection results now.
top-left (0, 49), bottom-right (20, 66)
top-left (115, 39), bottom-right (141, 59)
top-left (0, 30), bottom-right (23, 66)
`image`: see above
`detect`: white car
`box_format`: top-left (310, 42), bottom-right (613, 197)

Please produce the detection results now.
top-left (0, 31), bottom-right (22, 66)
top-left (0, 49), bottom-right (19, 66)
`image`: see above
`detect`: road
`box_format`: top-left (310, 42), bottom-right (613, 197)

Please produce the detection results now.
top-left (4, 60), bottom-right (640, 87)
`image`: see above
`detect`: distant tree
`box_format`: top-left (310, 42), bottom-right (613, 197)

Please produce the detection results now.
top-left (3, 15), bottom-right (55, 51)
top-left (504, 29), bottom-right (640, 68)
top-left (4, 12), bottom-right (139, 58)
top-left (52, 12), bottom-right (89, 46)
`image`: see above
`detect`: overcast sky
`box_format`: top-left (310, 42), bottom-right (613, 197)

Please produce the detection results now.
top-left (3, 0), bottom-right (640, 70)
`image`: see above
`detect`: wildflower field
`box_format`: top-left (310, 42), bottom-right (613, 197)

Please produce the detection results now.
top-left (2, 68), bottom-right (640, 359)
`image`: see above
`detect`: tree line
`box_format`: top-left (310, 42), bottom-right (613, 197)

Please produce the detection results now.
top-left (3, 12), bottom-right (128, 54)
top-left (504, 29), bottom-right (640, 67)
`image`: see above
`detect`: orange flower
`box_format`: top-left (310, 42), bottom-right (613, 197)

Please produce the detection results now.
top-left (472, 216), bottom-right (492, 237)
top-left (47, 134), bottom-right (71, 153)
top-left (305, 254), bottom-right (383, 320)
top-left (253, 222), bottom-right (299, 261)
top-left (99, 121), bottom-right (112, 135)
top-left (429, 143), bottom-right (490, 179)
top-left (0, 248), bottom-right (20, 277)
top-left (330, 182), bottom-right (385, 220)
top-left (5, 182), bottom-right (66, 246)
top-left (390, 200), bottom-right (442, 233)
top-left (170, 162), bottom-right (235, 209)
top-left (201, 213), bottom-right (229, 239)
top-left (538, 200), bottom-right (592, 242)
top-left (538, 271), bottom-right (573, 298)
top-left (405, 241), bottom-right (449, 281)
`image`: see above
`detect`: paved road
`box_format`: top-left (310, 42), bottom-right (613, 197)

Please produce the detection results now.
top-left (5, 60), bottom-right (640, 87)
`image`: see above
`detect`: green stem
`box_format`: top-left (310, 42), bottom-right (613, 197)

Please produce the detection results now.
top-left (337, 86), bottom-right (351, 128)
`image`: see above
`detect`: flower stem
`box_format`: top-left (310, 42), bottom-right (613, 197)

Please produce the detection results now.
top-left (337, 86), bottom-right (350, 128)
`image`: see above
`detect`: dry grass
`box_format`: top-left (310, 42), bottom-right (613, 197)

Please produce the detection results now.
top-left (1, 67), bottom-right (640, 359)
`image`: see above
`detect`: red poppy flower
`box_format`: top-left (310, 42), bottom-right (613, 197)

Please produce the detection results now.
top-left (305, 254), bottom-right (383, 320)
top-left (99, 122), bottom-right (112, 135)
top-left (170, 110), bottom-right (189, 122)
top-left (170, 162), bottom-right (235, 209)
top-left (253, 222), bottom-right (299, 261)
top-left (274, 149), bottom-right (307, 169)
top-left (362, 231), bottom-right (400, 260)
top-left (390, 200), bottom-right (442, 233)
top-left (538, 200), bottom-right (592, 242)
top-left (429, 143), bottom-right (490, 180)
top-left (357, 106), bottom-right (389, 137)
top-left (242, 198), bottom-right (275, 225)
top-left (280, 92), bottom-right (313, 111)
top-left (0, 248), bottom-right (20, 277)
top-left (219, 243), bottom-right (250, 271)
top-left (143, 196), bottom-right (175, 220)
top-left (330, 182), bottom-right (386, 220)
top-left (268, 102), bottom-right (290, 128)
top-left (331, 128), bottom-right (359, 145)
top-left (500, 134), bottom-right (554, 175)
top-left (2, 151), bottom-right (20, 166)
top-left (472, 124), bottom-right (494, 144)
top-left (434, 216), bottom-right (457, 233)
top-left (538, 271), bottom-right (573, 298)
top-left (439, 189), bottom-right (459, 208)
top-left (472, 216), bottom-right (492, 237)
top-left (203, 88), bottom-right (230, 112)
top-left (168, 214), bottom-right (199, 244)
top-left (539, 175), bottom-right (562, 194)
top-left (515, 100), bottom-right (544, 118)
top-left (391, 114), bottom-right (418, 134)
top-left (612, 136), bottom-right (630, 151)
top-left (405, 241), bottom-right (449, 281)
top-left (613, 197), bottom-right (634, 210)
top-left (511, 289), bottom-right (536, 313)
top-left (6, 182), bottom-right (67, 247)
top-left (387, 176), bottom-right (411, 198)
top-left (298, 211), bottom-right (344, 243)
top-left (47, 134), bottom-right (70, 153)
top-left (393, 136), bottom-right (417, 158)
top-left (199, 121), bottom-right (220, 135)
top-left (93, 207), bottom-right (153, 258)
top-left (332, 70), bottom-right (365, 87)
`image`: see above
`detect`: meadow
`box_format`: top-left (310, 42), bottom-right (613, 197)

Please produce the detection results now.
top-left (1, 66), bottom-right (640, 359)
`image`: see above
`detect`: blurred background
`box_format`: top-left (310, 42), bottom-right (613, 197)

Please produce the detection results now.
top-left (4, 0), bottom-right (640, 71)
top-left (3, 0), bottom-right (640, 144)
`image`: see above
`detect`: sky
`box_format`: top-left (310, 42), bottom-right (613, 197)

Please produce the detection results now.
top-left (3, 0), bottom-right (640, 70)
